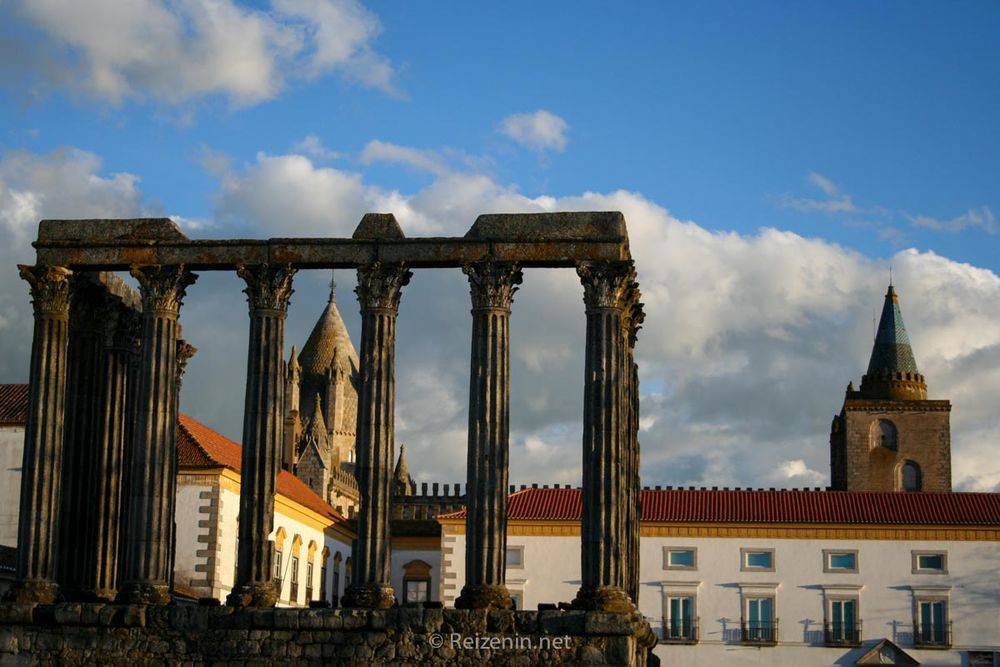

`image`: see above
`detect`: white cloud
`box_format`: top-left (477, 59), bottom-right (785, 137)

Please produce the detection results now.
top-left (359, 140), bottom-right (450, 176)
top-left (0, 147), bottom-right (152, 378)
top-left (500, 110), bottom-right (569, 152)
top-left (909, 206), bottom-right (997, 235)
top-left (776, 459), bottom-right (826, 487)
top-left (292, 134), bottom-right (344, 162)
top-left (3, 144), bottom-right (999, 493)
top-left (1, 0), bottom-right (397, 106)
top-left (777, 172), bottom-right (856, 214)
top-left (191, 144), bottom-right (1000, 490)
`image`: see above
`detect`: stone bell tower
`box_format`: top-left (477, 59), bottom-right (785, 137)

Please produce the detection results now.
top-left (830, 283), bottom-right (952, 492)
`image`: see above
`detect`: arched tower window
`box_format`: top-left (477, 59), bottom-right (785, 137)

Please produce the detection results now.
top-left (871, 419), bottom-right (898, 451)
top-left (899, 460), bottom-right (922, 492)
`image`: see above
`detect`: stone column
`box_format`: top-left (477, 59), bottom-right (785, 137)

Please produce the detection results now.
top-left (7, 265), bottom-right (72, 603)
top-left (572, 261), bottom-right (634, 612)
top-left (169, 338), bottom-right (197, 594)
top-left (622, 285), bottom-right (643, 606)
top-left (59, 278), bottom-right (135, 601)
top-left (118, 265), bottom-right (197, 604)
top-left (228, 264), bottom-right (296, 608)
top-left (455, 259), bottom-right (522, 610)
top-left (342, 261), bottom-right (411, 609)
top-left (59, 276), bottom-right (109, 599)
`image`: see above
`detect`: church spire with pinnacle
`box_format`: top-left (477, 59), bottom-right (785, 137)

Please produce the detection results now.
top-left (392, 444), bottom-right (412, 496)
top-left (859, 283), bottom-right (927, 400)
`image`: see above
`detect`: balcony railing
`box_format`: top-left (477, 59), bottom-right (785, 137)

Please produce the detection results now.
top-left (661, 618), bottom-right (699, 644)
top-left (824, 621), bottom-right (862, 647)
top-left (741, 620), bottom-right (779, 645)
top-left (914, 621), bottom-right (952, 649)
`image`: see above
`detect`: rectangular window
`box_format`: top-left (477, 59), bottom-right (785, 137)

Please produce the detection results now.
top-left (291, 556), bottom-right (300, 601)
top-left (404, 579), bottom-right (429, 604)
top-left (823, 550), bottom-right (859, 573)
top-left (912, 551), bottom-right (948, 574)
top-left (664, 595), bottom-right (696, 641)
top-left (744, 597), bottom-right (776, 643)
top-left (741, 548), bottom-right (775, 572)
top-left (917, 600), bottom-right (949, 646)
top-left (320, 566), bottom-right (328, 601)
top-left (827, 598), bottom-right (859, 645)
top-left (274, 551), bottom-right (283, 598)
top-left (663, 547), bottom-right (697, 570)
top-left (506, 546), bottom-right (524, 569)
top-left (306, 562), bottom-right (314, 601)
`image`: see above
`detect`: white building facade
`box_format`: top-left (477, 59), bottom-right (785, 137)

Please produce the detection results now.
top-left (439, 487), bottom-right (1000, 666)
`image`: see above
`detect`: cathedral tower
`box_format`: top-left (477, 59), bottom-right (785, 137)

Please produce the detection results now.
top-left (830, 284), bottom-right (952, 491)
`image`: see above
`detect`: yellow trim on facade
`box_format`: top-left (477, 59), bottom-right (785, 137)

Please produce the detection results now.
top-left (179, 464), bottom-right (356, 540)
top-left (437, 518), bottom-right (1000, 541)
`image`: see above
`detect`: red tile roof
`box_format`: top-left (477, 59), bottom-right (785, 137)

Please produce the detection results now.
top-left (178, 414), bottom-right (345, 524)
top-left (439, 486), bottom-right (1000, 526)
top-left (1, 384), bottom-right (344, 524)
top-left (0, 384), bottom-right (28, 426)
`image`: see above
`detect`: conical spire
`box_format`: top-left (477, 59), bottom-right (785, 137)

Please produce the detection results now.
top-left (859, 284), bottom-right (927, 400)
top-left (299, 273), bottom-right (358, 376)
top-left (392, 444), bottom-right (412, 496)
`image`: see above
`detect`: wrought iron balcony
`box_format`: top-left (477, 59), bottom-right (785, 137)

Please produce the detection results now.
top-left (913, 621), bottom-right (952, 649)
top-left (740, 620), bottom-right (779, 645)
top-left (660, 618), bottom-right (699, 644)
top-left (824, 621), bottom-right (862, 647)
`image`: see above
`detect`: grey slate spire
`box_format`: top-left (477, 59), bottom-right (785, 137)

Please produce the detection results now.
top-left (860, 284), bottom-right (927, 400)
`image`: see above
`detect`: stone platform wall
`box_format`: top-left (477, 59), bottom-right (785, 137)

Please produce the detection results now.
top-left (0, 603), bottom-right (657, 665)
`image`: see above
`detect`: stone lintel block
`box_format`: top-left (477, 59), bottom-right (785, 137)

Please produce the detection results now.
top-left (539, 609), bottom-right (588, 635)
top-left (272, 609), bottom-right (300, 630)
top-left (341, 610), bottom-right (367, 630)
top-left (115, 605), bottom-right (146, 628)
top-left (513, 610), bottom-right (540, 634)
top-left (467, 211), bottom-right (626, 242)
top-left (50, 602), bottom-right (82, 626)
top-left (367, 610), bottom-right (387, 630)
top-left (0, 603), bottom-right (36, 625)
top-left (582, 611), bottom-right (633, 635)
top-left (298, 610), bottom-right (325, 629)
top-left (322, 612), bottom-right (344, 630)
top-left (38, 218), bottom-right (188, 242)
top-left (352, 213), bottom-right (405, 240)
top-left (422, 607), bottom-right (444, 632)
top-left (486, 609), bottom-right (517, 634)
top-left (79, 603), bottom-right (106, 625)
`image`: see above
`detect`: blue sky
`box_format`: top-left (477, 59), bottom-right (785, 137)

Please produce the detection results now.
top-left (4, 1), bottom-right (998, 268)
top-left (1, 1), bottom-right (998, 489)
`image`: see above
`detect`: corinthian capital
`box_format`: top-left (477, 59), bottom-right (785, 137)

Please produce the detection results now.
top-left (175, 339), bottom-right (197, 388)
top-left (236, 263), bottom-right (297, 314)
top-left (463, 259), bottom-right (523, 312)
top-left (621, 281), bottom-right (645, 347)
top-left (18, 265), bottom-right (72, 319)
top-left (130, 265), bottom-right (198, 317)
top-left (355, 261), bottom-right (412, 313)
top-left (576, 261), bottom-right (634, 311)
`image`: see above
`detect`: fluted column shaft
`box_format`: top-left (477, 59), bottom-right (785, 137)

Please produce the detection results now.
top-left (573, 261), bottom-right (634, 612)
top-left (456, 260), bottom-right (522, 610)
top-left (621, 284), bottom-right (643, 606)
top-left (59, 277), bottom-right (136, 601)
top-left (118, 265), bottom-right (197, 604)
top-left (343, 261), bottom-right (411, 609)
top-left (8, 265), bottom-right (72, 603)
top-left (229, 264), bottom-right (296, 608)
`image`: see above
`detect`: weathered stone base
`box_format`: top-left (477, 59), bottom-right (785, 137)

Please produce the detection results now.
top-left (571, 585), bottom-right (636, 613)
top-left (455, 583), bottom-right (514, 611)
top-left (2, 581), bottom-right (59, 605)
top-left (115, 583), bottom-right (171, 606)
top-left (341, 582), bottom-right (395, 610)
top-left (226, 581), bottom-right (279, 608)
top-left (0, 602), bottom-right (657, 665)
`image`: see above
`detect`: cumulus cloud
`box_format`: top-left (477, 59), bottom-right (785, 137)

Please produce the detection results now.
top-left (0, 0), bottom-right (397, 106)
top-left (359, 140), bottom-right (451, 176)
top-left (2, 144), bottom-right (999, 494)
top-left (292, 134), bottom-right (344, 162)
top-left (0, 147), bottom-right (152, 378)
top-left (184, 145), bottom-right (1000, 492)
top-left (500, 110), bottom-right (569, 152)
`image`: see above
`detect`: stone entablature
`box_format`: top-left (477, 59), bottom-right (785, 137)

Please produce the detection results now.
top-left (0, 603), bottom-right (656, 666)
